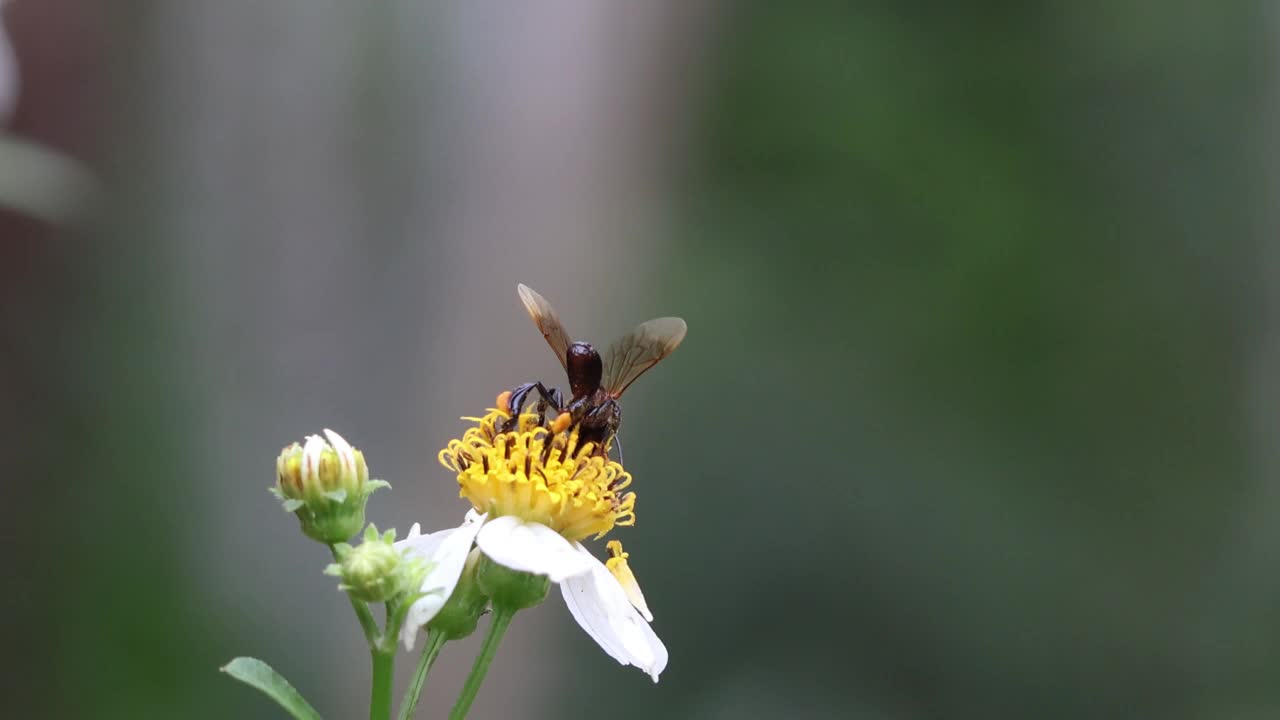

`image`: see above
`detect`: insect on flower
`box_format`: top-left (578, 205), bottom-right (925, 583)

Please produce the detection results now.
top-left (504, 283), bottom-right (686, 453)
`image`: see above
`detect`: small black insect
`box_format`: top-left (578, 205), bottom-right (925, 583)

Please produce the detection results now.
top-left (504, 284), bottom-right (686, 453)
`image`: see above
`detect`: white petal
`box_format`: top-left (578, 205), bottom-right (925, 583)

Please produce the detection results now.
top-left (394, 513), bottom-right (486, 650)
top-left (475, 516), bottom-right (593, 583)
top-left (560, 544), bottom-right (668, 682)
top-left (395, 527), bottom-right (453, 563)
top-left (561, 565), bottom-right (629, 665)
top-left (322, 429), bottom-right (356, 480)
top-left (301, 434), bottom-right (325, 485)
top-left (399, 594), bottom-right (446, 651)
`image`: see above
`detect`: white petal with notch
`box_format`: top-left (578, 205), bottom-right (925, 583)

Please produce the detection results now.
top-left (475, 516), bottom-right (594, 583)
top-left (561, 543), bottom-right (667, 682)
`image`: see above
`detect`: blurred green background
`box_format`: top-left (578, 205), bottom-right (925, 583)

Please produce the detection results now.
top-left (3, 0), bottom-right (1277, 718)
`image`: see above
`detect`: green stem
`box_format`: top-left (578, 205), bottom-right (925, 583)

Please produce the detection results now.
top-left (369, 649), bottom-right (395, 720)
top-left (447, 608), bottom-right (515, 720)
top-left (331, 545), bottom-right (381, 646)
top-left (396, 630), bottom-right (449, 720)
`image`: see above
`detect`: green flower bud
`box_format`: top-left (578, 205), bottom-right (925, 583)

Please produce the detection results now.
top-left (271, 429), bottom-right (388, 544)
top-left (325, 525), bottom-right (422, 603)
top-left (428, 548), bottom-right (489, 639)
top-left (476, 553), bottom-right (550, 612)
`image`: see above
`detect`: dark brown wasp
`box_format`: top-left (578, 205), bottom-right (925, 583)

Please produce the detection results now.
top-left (503, 283), bottom-right (686, 453)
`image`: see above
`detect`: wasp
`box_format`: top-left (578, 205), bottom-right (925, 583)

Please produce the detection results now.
top-left (503, 283), bottom-right (686, 453)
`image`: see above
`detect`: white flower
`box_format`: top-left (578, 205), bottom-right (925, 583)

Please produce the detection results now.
top-left (424, 406), bottom-right (669, 681)
top-left (399, 511), bottom-right (667, 681)
top-left (393, 510), bottom-right (486, 650)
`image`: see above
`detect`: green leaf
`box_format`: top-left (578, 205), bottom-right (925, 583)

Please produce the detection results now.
top-left (221, 657), bottom-right (322, 720)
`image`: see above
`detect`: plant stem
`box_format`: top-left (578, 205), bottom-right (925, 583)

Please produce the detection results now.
top-left (331, 545), bottom-right (381, 646)
top-left (396, 630), bottom-right (449, 720)
top-left (447, 608), bottom-right (515, 720)
top-left (329, 545), bottom-right (392, 719)
top-left (369, 648), bottom-right (395, 720)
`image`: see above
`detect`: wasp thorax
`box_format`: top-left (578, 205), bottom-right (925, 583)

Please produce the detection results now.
top-left (566, 342), bottom-right (603, 399)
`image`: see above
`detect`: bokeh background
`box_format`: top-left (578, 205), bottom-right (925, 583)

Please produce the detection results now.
top-left (3, 1), bottom-right (1278, 718)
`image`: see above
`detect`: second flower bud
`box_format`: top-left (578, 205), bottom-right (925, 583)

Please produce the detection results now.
top-left (326, 525), bottom-right (425, 604)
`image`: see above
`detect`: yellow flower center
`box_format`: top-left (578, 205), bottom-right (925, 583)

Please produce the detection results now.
top-left (438, 407), bottom-right (636, 542)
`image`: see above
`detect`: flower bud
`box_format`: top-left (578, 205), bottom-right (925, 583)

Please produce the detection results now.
top-left (476, 553), bottom-right (550, 612)
top-left (427, 548), bottom-right (489, 639)
top-left (271, 429), bottom-right (388, 544)
top-left (326, 525), bottom-right (422, 603)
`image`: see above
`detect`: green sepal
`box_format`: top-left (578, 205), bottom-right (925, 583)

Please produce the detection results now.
top-left (429, 585), bottom-right (489, 640)
top-left (293, 497), bottom-right (367, 544)
top-left (418, 548), bottom-right (487, 639)
top-left (269, 487), bottom-right (307, 513)
top-left (476, 553), bottom-right (550, 612)
top-left (220, 657), bottom-right (321, 720)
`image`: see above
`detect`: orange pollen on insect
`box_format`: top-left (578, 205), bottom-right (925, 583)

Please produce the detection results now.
top-left (437, 407), bottom-right (635, 542)
top-left (495, 390), bottom-right (513, 412)
top-left (551, 411), bottom-right (572, 434)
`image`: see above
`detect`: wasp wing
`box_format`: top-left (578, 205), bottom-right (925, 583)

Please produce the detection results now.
top-left (517, 283), bottom-right (574, 370)
top-left (601, 317), bottom-right (687, 398)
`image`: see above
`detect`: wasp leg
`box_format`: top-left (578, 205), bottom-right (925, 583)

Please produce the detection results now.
top-left (535, 386), bottom-right (568, 426)
top-left (507, 382), bottom-right (537, 415)
top-left (504, 381), bottom-right (563, 431)
top-left (583, 397), bottom-right (620, 427)
top-left (548, 387), bottom-right (565, 411)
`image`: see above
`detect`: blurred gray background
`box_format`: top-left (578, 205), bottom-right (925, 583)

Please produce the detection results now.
top-left (2, 0), bottom-right (1278, 718)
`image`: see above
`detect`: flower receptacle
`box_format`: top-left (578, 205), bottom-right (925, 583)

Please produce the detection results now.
top-left (477, 553), bottom-right (550, 611)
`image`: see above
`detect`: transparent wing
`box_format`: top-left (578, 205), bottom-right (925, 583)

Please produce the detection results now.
top-left (601, 317), bottom-right (687, 398)
top-left (517, 283), bottom-right (574, 370)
